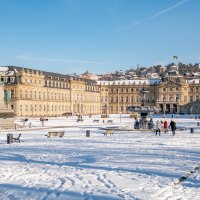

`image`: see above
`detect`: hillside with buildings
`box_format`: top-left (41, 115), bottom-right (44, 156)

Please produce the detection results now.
top-left (96, 63), bottom-right (200, 81)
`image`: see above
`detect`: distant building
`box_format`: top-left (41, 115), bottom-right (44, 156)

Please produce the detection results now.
top-left (160, 66), bottom-right (166, 73)
top-left (80, 70), bottom-right (99, 80)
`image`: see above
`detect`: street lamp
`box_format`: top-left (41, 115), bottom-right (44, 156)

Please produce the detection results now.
top-left (190, 106), bottom-right (193, 116)
top-left (120, 112), bottom-right (122, 123)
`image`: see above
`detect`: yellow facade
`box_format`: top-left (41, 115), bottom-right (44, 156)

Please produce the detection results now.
top-left (2, 67), bottom-right (100, 117)
top-left (1, 66), bottom-right (200, 116)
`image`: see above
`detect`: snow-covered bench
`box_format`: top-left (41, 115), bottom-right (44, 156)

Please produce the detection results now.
top-left (107, 120), bottom-right (113, 123)
top-left (104, 129), bottom-right (114, 136)
top-left (93, 119), bottom-right (99, 123)
top-left (46, 131), bottom-right (65, 138)
top-left (13, 133), bottom-right (21, 142)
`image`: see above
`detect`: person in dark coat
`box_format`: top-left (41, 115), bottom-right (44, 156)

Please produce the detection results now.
top-left (168, 120), bottom-right (176, 135)
top-left (134, 118), bottom-right (140, 129)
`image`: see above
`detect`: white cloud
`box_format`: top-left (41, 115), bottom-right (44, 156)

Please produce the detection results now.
top-left (117, 0), bottom-right (190, 31)
top-left (17, 53), bottom-right (110, 65)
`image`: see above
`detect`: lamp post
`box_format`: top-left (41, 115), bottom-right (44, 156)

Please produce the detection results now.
top-left (190, 106), bottom-right (193, 116)
top-left (117, 89), bottom-right (120, 114)
top-left (120, 112), bottom-right (122, 123)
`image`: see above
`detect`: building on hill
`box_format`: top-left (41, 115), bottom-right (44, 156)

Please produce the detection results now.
top-left (80, 70), bottom-right (99, 81)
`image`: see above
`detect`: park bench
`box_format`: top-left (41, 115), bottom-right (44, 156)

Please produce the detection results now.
top-left (107, 120), bottom-right (113, 123)
top-left (13, 133), bottom-right (21, 142)
top-left (46, 131), bottom-right (65, 138)
top-left (93, 119), bottom-right (99, 123)
top-left (104, 129), bottom-right (114, 136)
top-left (40, 117), bottom-right (48, 121)
top-left (77, 118), bottom-right (83, 122)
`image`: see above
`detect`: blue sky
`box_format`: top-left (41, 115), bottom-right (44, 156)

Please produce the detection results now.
top-left (0, 0), bottom-right (199, 74)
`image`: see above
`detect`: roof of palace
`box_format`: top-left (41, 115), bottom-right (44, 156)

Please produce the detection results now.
top-left (0, 66), bottom-right (97, 85)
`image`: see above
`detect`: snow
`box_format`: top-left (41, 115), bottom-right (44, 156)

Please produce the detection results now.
top-left (0, 115), bottom-right (200, 200)
top-left (188, 79), bottom-right (200, 84)
top-left (0, 67), bottom-right (9, 72)
top-left (97, 79), bottom-right (161, 86)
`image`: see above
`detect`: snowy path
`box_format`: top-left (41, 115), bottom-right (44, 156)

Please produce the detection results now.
top-left (0, 115), bottom-right (200, 199)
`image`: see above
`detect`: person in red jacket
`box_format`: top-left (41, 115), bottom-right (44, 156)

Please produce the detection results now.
top-left (164, 120), bottom-right (168, 134)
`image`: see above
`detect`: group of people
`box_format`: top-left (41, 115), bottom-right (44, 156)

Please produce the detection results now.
top-left (134, 117), bottom-right (177, 136)
top-left (134, 117), bottom-right (154, 129)
top-left (155, 119), bottom-right (176, 136)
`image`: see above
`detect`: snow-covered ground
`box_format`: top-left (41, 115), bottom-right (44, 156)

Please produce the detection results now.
top-left (0, 115), bottom-right (199, 200)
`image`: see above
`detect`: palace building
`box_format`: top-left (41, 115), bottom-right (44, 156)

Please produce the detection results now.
top-left (0, 66), bottom-right (101, 117)
top-left (0, 66), bottom-right (200, 116)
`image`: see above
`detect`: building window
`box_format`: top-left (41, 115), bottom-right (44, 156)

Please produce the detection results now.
top-left (10, 90), bottom-right (14, 98)
top-left (20, 90), bottom-right (22, 99)
top-left (126, 96), bottom-right (128, 103)
top-left (20, 104), bottom-right (22, 112)
top-left (163, 96), bottom-right (166, 101)
top-left (25, 90), bottom-right (28, 99)
top-left (11, 77), bottom-right (15, 83)
top-left (190, 96), bottom-right (193, 102)
top-left (131, 97), bottom-right (134, 102)
top-left (184, 96), bottom-right (187, 102)
top-left (30, 91), bottom-right (32, 99)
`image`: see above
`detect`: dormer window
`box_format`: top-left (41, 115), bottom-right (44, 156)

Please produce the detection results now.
top-left (3, 77), bottom-right (8, 83)
top-left (11, 77), bottom-right (15, 83)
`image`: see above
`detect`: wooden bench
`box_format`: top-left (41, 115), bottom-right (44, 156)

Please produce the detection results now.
top-left (107, 120), bottom-right (113, 123)
top-left (93, 119), bottom-right (99, 123)
top-left (46, 131), bottom-right (65, 138)
top-left (104, 129), bottom-right (114, 136)
top-left (13, 133), bottom-right (21, 142)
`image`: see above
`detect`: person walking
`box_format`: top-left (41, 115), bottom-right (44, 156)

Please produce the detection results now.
top-left (155, 119), bottom-right (162, 136)
top-left (169, 119), bottom-right (176, 136)
top-left (148, 118), bottom-right (154, 129)
top-left (164, 120), bottom-right (168, 134)
top-left (134, 118), bottom-right (140, 129)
